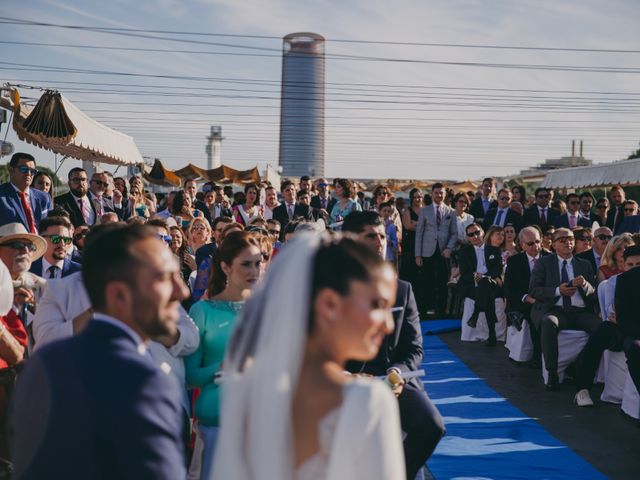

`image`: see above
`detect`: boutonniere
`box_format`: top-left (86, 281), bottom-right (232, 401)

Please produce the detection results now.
top-left (489, 254), bottom-right (495, 260)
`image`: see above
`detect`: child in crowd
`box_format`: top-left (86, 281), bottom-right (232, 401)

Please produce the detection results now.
top-left (379, 200), bottom-right (399, 267)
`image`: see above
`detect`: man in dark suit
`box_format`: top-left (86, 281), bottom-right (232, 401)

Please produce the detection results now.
top-left (482, 188), bottom-right (522, 232)
top-left (297, 189), bottom-right (328, 225)
top-left (54, 167), bottom-right (98, 227)
top-left (578, 192), bottom-right (600, 226)
top-left (343, 211), bottom-right (445, 479)
top-left (504, 226), bottom-right (550, 363)
top-left (523, 187), bottom-right (560, 230)
top-left (10, 224), bottom-right (189, 479)
top-left (554, 193), bottom-right (592, 229)
top-left (576, 226), bottom-right (612, 276)
top-left (529, 228), bottom-right (600, 390)
top-left (29, 216), bottom-right (81, 279)
top-left (469, 177), bottom-right (497, 225)
top-left (606, 185), bottom-right (626, 232)
top-left (184, 178), bottom-right (212, 225)
top-left (616, 214), bottom-right (640, 235)
top-left (310, 177), bottom-right (332, 212)
top-left (573, 245), bottom-right (640, 406)
top-left (0, 153), bottom-right (52, 232)
top-left (272, 180), bottom-right (313, 240)
top-left (459, 223), bottom-right (504, 346)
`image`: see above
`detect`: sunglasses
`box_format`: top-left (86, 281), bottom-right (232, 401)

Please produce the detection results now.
top-left (15, 165), bottom-right (38, 176)
top-left (524, 240), bottom-right (542, 246)
top-left (91, 180), bottom-right (108, 187)
top-left (554, 236), bottom-right (575, 243)
top-left (624, 208), bottom-right (636, 213)
top-left (467, 230), bottom-right (482, 237)
top-left (1, 241), bottom-right (36, 252)
top-left (43, 235), bottom-right (73, 245)
top-left (157, 234), bottom-right (172, 244)
top-left (191, 225), bottom-right (207, 231)
top-left (568, 201), bottom-right (580, 205)
top-left (317, 183), bottom-right (329, 188)
top-left (498, 197), bottom-right (510, 201)
top-left (596, 234), bottom-right (613, 241)
top-left (537, 194), bottom-right (549, 199)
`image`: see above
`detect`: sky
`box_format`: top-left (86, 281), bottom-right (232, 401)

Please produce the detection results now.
top-left (1, 0), bottom-right (639, 181)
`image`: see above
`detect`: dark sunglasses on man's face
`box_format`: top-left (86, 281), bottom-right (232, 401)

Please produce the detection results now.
top-left (524, 240), bottom-right (542, 246)
top-left (43, 235), bottom-right (73, 245)
top-left (16, 165), bottom-right (38, 176)
top-left (91, 180), bottom-right (108, 187)
top-left (157, 234), bottom-right (172, 244)
top-left (499, 197), bottom-right (510, 201)
top-left (624, 208), bottom-right (636, 213)
top-left (467, 230), bottom-right (482, 238)
top-left (1, 241), bottom-right (36, 252)
top-left (596, 234), bottom-right (613, 241)
top-left (537, 194), bottom-right (549, 199)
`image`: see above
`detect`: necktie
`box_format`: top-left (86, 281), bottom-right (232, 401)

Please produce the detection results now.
top-left (48, 265), bottom-right (59, 279)
top-left (530, 256), bottom-right (537, 271)
top-left (287, 204), bottom-right (294, 219)
top-left (569, 215), bottom-right (576, 229)
top-left (561, 260), bottom-right (572, 310)
top-left (17, 191), bottom-right (36, 233)
top-left (95, 196), bottom-right (104, 216)
top-left (78, 199), bottom-right (88, 223)
top-left (436, 206), bottom-right (441, 226)
top-left (320, 197), bottom-right (327, 209)
top-left (540, 208), bottom-right (547, 226)
top-left (495, 209), bottom-right (504, 226)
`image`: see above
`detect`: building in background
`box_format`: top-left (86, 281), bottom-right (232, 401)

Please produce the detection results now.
top-left (279, 32), bottom-right (325, 178)
top-left (205, 126), bottom-right (224, 170)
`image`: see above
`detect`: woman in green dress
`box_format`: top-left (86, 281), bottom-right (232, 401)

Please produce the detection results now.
top-left (185, 230), bottom-right (262, 479)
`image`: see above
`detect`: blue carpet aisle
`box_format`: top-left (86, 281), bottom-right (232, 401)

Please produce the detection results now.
top-left (421, 335), bottom-right (606, 480)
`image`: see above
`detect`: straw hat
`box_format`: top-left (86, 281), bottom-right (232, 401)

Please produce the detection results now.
top-left (0, 223), bottom-right (47, 260)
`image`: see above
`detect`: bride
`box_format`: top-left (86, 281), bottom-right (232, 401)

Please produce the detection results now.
top-left (212, 234), bottom-right (406, 479)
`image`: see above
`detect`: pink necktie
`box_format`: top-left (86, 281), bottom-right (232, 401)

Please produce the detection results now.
top-left (569, 215), bottom-right (576, 229)
top-left (436, 206), bottom-right (441, 226)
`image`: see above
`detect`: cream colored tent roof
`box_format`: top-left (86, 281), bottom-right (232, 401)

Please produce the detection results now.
top-left (1, 88), bottom-right (143, 166)
top-left (540, 159), bottom-right (640, 189)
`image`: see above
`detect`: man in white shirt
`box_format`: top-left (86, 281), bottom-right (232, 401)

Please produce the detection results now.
top-left (529, 228), bottom-right (600, 390)
top-left (263, 185), bottom-right (280, 220)
top-left (29, 216), bottom-right (81, 279)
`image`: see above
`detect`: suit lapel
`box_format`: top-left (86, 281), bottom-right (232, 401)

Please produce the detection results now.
top-left (9, 187), bottom-right (29, 228)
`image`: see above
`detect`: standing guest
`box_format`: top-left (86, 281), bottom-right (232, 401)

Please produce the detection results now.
top-left (185, 231), bottom-right (262, 480)
top-left (32, 172), bottom-right (52, 197)
top-left (578, 192), bottom-right (599, 226)
top-left (170, 226), bottom-right (197, 284)
top-left (415, 183), bottom-right (458, 318)
top-left (128, 184), bottom-right (150, 219)
top-left (329, 178), bottom-right (362, 225)
top-left (184, 179), bottom-right (212, 225)
top-left (0, 153), bottom-right (52, 232)
top-left (88, 172), bottom-right (115, 219)
top-left (511, 185), bottom-right (526, 205)
top-left (370, 185), bottom-right (402, 241)
top-left (510, 201), bottom-right (524, 217)
top-left (552, 199), bottom-right (566, 216)
top-left (272, 181), bottom-right (313, 240)
top-left (573, 245), bottom-right (640, 407)
top-left (210, 186), bottom-right (233, 220)
top-left (186, 217), bottom-right (212, 256)
top-left (503, 223), bottom-right (519, 260)
top-left (572, 227), bottom-right (592, 255)
top-left (597, 233), bottom-right (634, 282)
top-left (262, 185), bottom-right (280, 220)
top-left (529, 228), bottom-right (599, 390)
top-left (169, 190), bottom-right (200, 228)
top-left (54, 167), bottom-right (95, 227)
top-left (483, 188), bottom-right (521, 232)
top-left (299, 175), bottom-right (313, 195)
top-left (523, 188), bottom-right (559, 230)
top-left (311, 177), bottom-right (333, 213)
top-left (232, 183), bottom-right (264, 226)
top-left (298, 189), bottom-right (328, 224)
top-left (606, 185), bottom-right (626, 233)
top-left (10, 225), bottom-right (189, 479)
top-left (554, 193), bottom-right (592, 229)
top-left (460, 223), bottom-right (504, 346)
top-left (113, 176), bottom-right (128, 198)
top-left (594, 197), bottom-right (609, 227)
top-left (400, 188), bottom-right (424, 304)
top-left (29, 216), bottom-right (81, 279)
top-left (214, 234), bottom-right (407, 480)
top-left (577, 226), bottom-right (612, 275)
top-left (469, 177), bottom-right (497, 225)
top-left (452, 192), bottom-right (475, 243)
top-left (129, 176), bottom-right (156, 215)
top-left (504, 226), bottom-right (549, 364)
top-left (379, 201), bottom-right (399, 266)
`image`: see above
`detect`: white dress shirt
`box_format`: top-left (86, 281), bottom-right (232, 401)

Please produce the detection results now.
top-left (554, 256), bottom-right (586, 308)
top-left (474, 245), bottom-right (487, 275)
top-left (493, 207), bottom-right (509, 227)
top-left (42, 258), bottom-right (65, 279)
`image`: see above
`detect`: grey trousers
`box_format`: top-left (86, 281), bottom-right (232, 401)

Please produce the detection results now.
top-left (541, 307), bottom-right (600, 373)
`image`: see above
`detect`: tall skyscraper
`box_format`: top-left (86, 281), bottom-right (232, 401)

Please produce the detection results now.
top-left (279, 33), bottom-right (325, 178)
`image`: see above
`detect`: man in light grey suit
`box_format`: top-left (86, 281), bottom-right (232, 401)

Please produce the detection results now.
top-left (415, 183), bottom-right (458, 318)
top-left (529, 228), bottom-right (600, 390)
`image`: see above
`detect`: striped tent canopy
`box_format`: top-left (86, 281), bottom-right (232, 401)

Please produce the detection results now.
top-left (144, 159), bottom-right (261, 187)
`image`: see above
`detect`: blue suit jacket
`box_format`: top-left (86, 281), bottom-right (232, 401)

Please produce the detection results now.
top-left (10, 320), bottom-right (186, 479)
top-left (0, 182), bottom-right (52, 231)
top-left (553, 213), bottom-right (592, 229)
top-left (29, 256), bottom-right (82, 278)
top-left (615, 215), bottom-right (640, 235)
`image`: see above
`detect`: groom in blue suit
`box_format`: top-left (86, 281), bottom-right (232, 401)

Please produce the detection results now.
top-left (0, 153), bottom-right (52, 232)
top-left (10, 224), bottom-right (190, 479)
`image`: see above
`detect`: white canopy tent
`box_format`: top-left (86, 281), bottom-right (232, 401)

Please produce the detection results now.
top-left (541, 158), bottom-right (640, 189)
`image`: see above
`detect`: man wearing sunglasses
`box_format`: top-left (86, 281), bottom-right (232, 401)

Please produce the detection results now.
top-left (0, 152), bottom-right (52, 233)
top-left (576, 226), bottom-right (612, 276)
top-left (554, 193), bottom-right (592, 230)
top-left (88, 172), bottom-right (117, 220)
top-left (482, 188), bottom-right (522, 232)
top-left (54, 167), bottom-right (97, 227)
top-left (504, 226), bottom-right (550, 365)
top-left (29, 217), bottom-right (81, 280)
top-left (523, 187), bottom-right (560, 230)
top-left (529, 228), bottom-right (600, 391)
top-left (615, 200), bottom-right (640, 235)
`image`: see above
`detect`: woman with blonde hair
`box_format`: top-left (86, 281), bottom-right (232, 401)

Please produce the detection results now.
top-left (187, 217), bottom-right (212, 255)
top-left (598, 233), bottom-right (634, 282)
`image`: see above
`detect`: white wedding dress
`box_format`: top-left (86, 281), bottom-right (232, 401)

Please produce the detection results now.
top-left (295, 379), bottom-right (405, 480)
